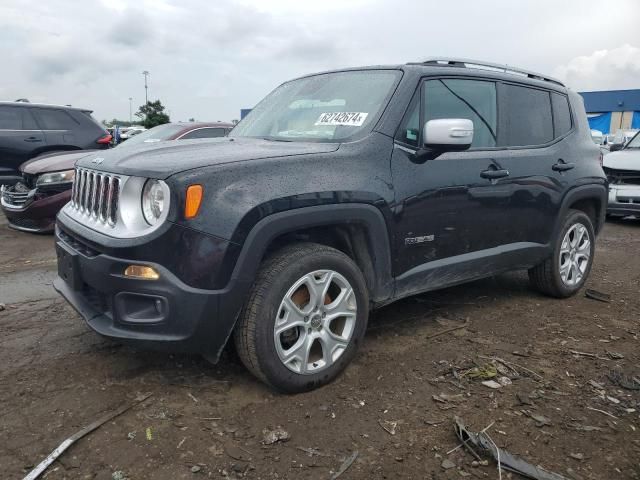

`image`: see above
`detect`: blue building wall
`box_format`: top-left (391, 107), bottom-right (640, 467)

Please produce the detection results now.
top-left (579, 89), bottom-right (640, 113)
top-left (579, 89), bottom-right (640, 134)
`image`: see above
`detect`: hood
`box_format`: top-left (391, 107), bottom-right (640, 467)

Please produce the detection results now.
top-left (603, 149), bottom-right (640, 171)
top-left (22, 150), bottom-right (98, 175)
top-left (75, 137), bottom-right (341, 179)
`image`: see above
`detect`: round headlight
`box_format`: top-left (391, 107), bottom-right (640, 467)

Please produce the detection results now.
top-left (141, 179), bottom-right (166, 225)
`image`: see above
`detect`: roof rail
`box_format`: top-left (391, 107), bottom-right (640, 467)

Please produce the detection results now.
top-left (411, 57), bottom-right (565, 87)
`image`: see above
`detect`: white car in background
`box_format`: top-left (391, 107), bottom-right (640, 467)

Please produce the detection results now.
top-left (604, 131), bottom-right (640, 218)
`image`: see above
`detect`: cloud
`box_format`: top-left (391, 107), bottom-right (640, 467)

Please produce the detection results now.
top-left (1, 0), bottom-right (640, 122)
top-left (107, 9), bottom-right (155, 47)
top-left (554, 44), bottom-right (640, 91)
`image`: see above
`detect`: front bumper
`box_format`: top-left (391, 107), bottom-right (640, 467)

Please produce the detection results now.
top-left (607, 184), bottom-right (640, 216)
top-left (53, 225), bottom-right (245, 357)
top-left (1, 184), bottom-right (71, 233)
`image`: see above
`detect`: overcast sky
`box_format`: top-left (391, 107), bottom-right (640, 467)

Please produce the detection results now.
top-left (1, 0), bottom-right (639, 123)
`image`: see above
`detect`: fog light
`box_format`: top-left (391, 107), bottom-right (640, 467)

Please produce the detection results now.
top-left (124, 265), bottom-right (160, 280)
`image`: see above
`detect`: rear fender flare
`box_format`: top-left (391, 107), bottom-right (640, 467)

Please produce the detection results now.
top-left (553, 184), bottom-right (607, 239)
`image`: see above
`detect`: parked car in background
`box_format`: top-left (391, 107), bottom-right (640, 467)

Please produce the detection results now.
top-left (53, 59), bottom-right (605, 392)
top-left (1, 122), bottom-right (234, 232)
top-left (609, 129), bottom-right (640, 152)
top-left (591, 129), bottom-right (604, 145)
top-left (604, 130), bottom-right (640, 218)
top-left (0, 102), bottom-right (111, 186)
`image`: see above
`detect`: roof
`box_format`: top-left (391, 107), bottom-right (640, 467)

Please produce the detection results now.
top-left (0, 101), bottom-right (92, 113)
top-left (579, 89), bottom-right (640, 113)
top-left (285, 63), bottom-right (568, 94)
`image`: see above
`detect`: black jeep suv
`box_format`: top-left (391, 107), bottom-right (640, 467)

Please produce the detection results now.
top-left (54, 59), bottom-right (607, 392)
top-left (0, 102), bottom-right (111, 185)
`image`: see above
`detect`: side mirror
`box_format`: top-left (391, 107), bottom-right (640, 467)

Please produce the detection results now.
top-left (609, 143), bottom-right (623, 152)
top-left (415, 119), bottom-right (473, 162)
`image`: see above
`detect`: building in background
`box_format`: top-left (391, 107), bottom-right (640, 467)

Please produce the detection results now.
top-left (579, 89), bottom-right (640, 134)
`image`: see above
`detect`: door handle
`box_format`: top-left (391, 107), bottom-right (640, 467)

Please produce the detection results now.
top-left (480, 168), bottom-right (510, 179)
top-left (552, 160), bottom-right (575, 172)
top-left (24, 137), bottom-right (43, 143)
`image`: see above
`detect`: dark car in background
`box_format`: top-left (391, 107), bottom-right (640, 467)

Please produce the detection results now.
top-left (0, 122), bottom-right (234, 232)
top-left (0, 102), bottom-right (111, 186)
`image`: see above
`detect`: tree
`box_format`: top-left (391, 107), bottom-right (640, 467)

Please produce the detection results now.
top-left (135, 100), bottom-right (170, 129)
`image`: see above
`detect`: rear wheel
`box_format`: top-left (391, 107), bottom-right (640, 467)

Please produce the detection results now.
top-left (529, 209), bottom-right (595, 298)
top-left (234, 243), bottom-right (369, 393)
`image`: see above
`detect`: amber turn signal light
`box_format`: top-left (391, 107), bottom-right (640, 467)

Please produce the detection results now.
top-left (185, 184), bottom-right (203, 219)
top-left (124, 265), bottom-right (160, 280)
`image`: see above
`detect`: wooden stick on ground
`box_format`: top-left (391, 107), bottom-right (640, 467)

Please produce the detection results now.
top-left (24, 393), bottom-right (152, 480)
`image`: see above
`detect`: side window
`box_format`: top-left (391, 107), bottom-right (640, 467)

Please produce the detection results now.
top-left (0, 107), bottom-right (38, 130)
top-left (181, 128), bottom-right (226, 140)
top-left (395, 93), bottom-right (420, 147)
top-left (551, 92), bottom-right (572, 137)
top-left (0, 107), bottom-right (23, 129)
top-left (33, 109), bottom-right (79, 130)
top-left (500, 85), bottom-right (553, 146)
top-left (423, 79), bottom-right (497, 148)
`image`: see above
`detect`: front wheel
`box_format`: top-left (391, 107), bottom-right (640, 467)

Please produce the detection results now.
top-left (529, 209), bottom-right (595, 298)
top-left (234, 243), bottom-right (369, 393)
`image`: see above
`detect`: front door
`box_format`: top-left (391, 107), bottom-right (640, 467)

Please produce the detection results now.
top-left (391, 77), bottom-right (520, 295)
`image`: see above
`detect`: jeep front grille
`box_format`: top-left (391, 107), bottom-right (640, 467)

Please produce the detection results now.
top-left (71, 168), bottom-right (120, 226)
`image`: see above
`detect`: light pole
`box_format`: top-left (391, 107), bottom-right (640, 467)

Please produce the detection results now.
top-left (142, 71), bottom-right (150, 105)
top-left (128, 97), bottom-right (132, 123)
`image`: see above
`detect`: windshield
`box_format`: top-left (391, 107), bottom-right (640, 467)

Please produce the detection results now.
top-left (625, 131), bottom-right (640, 148)
top-left (118, 124), bottom-right (184, 148)
top-left (230, 70), bottom-right (401, 142)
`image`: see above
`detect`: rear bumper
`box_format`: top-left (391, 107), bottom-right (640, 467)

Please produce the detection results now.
top-left (1, 188), bottom-right (70, 233)
top-left (53, 224), bottom-right (244, 357)
top-left (607, 184), bottom-right (640, 216)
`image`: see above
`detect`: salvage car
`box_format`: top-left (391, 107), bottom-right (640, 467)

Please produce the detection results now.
top-left (1, 122), bottom-right (234, 232)
top-left (603, 130), bottom-right (640, 218)
top-left (53, 59), bottom-right (606, 392)
top-left (0, 102), bottom-right (111, 186)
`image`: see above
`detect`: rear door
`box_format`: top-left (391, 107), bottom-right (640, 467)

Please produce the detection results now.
top-left (0, 106), bottom-right (43, 178)
top-left (32, 108), bottom-right (81, 148)
top-left (494, 83), bottom-right (569, 247)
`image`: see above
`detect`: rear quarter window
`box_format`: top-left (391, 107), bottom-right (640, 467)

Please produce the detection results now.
top-left (180, 127), bottom-right (227, 140)
top-left (500, 84), bottom-right (553, 147)
top-left (551, 92), bottom-right (572, 137)
top-left (33, 108), bottom-right (80, 130)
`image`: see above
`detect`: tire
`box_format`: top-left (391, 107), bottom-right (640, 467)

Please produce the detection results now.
top-left (528, 209), bottom-right (595, 298)
top-left (234, 243), bottom-right (369, 393)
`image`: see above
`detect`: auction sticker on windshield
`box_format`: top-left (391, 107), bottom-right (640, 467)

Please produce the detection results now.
top-left (315, 112), bottom-right (368, 127)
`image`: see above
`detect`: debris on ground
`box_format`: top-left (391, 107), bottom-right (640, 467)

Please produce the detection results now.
top-left (190, 465), bottom-right (201, 473)
top-left (23, 393), bottom-right (152, 480)
top-left (568, 453), bottom-right (584, 461)
top-left (607, 369), bottom-right (640, 390)
top-left (528, 413), bottom-right (553, 427)
top-left (262, 426), bottom-right (290, 445)
top-left (454, 416), bottom-right (568, 480)
top-left (424, 317), bottom-right (470, 340)
top-left (585, 289), bottom-right (611, 303)
top-left (330, 451), bottom-right (358, 479)
top-left (482, 380), bottom-right (503, 389)
top-left (379, 420), bottom-right (398, 435)
top-left (112, 471), bottom-right (127, 480)
top-left (463, 363), bottom-right (497, 380)
top-left (0, 303), bottom-right (6, 312)
top-left (441, 458), bottom-right (456, 470)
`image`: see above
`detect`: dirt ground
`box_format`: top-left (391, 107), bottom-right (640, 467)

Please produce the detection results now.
top-left (1, 212), bottom-right (639, 480)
